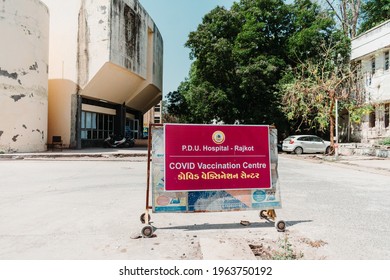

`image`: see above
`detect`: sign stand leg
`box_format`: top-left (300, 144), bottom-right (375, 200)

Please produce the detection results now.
top-left (260, 209), bottom-right (286, 232)
top-left (139, 124), bottom-right (162, 238)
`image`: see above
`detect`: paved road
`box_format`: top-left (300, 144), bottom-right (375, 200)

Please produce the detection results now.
top-left (0, 155), bottom-right (389, 259)
top-left (277, 155), bottom-right (390, 259)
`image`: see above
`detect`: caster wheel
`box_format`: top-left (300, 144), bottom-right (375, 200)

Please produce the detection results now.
top-left (259, 210), bottom-right (267, 219)
top-left (141, 225), bottom-right (154, 238)
top-left (275, 220), bottom-right (286, 232)
top-left (140, 213), bottom-right (151, 224)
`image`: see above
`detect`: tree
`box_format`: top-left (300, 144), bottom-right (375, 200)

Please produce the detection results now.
top-left (167, 64), bottom-right (234, 124)
top-left (168, 0), bottom-right (297, 126)
top-left (359, 0), bottom-right (390, 34)
top-left (288, 0), bottom-right (346, 63)
top-left (229, 0), bottom-right (292, 124)
top-left (280, 41), bottom-right (367, 152)
top-left (161, 99), bottom-right (180, 123)
top-left (323, 0), bottom-right (362, 38)
top-left (180, 6), bottom-right (240, 124)
top-left (167, 0), bottom-right (358, 141)
top-left (280, 0), bottom-right (352, 141)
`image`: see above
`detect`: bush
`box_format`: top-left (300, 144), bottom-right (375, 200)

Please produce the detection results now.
top-left (379, 138), bottom-right (390, 146)
top-left (271, 234), bottom-right (303, 260)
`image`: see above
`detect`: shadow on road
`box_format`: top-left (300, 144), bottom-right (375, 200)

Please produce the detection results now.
top-left (156, 220), bottom-right (312, 231)
top-left (285, 220), bottom-right (313, 227)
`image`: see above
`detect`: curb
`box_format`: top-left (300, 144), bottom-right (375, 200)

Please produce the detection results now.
top-left (0, 152), bottom-right (148, 160)
top-left (279, 153), bottom-right (390, 176)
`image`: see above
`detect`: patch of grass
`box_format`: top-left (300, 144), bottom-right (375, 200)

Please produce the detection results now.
top-left (249, 234), bottom-right (304, 260)
top-left (271, 234), bottom-right (304, 260)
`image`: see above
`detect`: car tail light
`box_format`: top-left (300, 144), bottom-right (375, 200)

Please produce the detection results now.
top-left (289, 139), bottom-right (294, 144)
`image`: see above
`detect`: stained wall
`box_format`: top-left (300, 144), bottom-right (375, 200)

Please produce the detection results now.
top-left (0, 0), bottom-right (49, 152)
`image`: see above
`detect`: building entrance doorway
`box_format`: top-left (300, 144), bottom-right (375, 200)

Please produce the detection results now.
top-left (126, 118), bottom-right (139, 139)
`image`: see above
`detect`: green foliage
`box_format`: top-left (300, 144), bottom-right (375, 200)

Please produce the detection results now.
top-left (271, 234), bottom-right (304, 260)
top-left (287, 0), bottom-right (341, 62)
top-left (279, 0), bottom-right (359, 137)
top-left (379, 138), bottom-right (390, 146)
top-left (280, 45), bottom-right (353, 133)
top-left (359, 0), bottom-right (390, 34)
top-left (343, 102), bottom-right (373, 124)
top-left (165, 90), bottom-right (187, 119)
top-left (166, 0), bottom-right (343, 131)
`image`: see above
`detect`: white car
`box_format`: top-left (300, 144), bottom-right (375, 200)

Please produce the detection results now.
top-left (282, 135), bottom-right (331, 155)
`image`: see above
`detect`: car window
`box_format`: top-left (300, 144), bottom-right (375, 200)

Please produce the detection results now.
top-left (311, 136), bottom-right (323, 142)
top-left (297, 136), bottom-right (309, 141)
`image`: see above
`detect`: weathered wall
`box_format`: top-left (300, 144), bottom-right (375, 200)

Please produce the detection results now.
top-left (359, 55), bottom-right (390, 103)
top-left (110, 0), bottom-right (147, 78)
top-left (78, 0), bottom-right (111, 88)
top-left (339, 143), bottom-right (390, 158)
top-left (152, 24), bottom-right (163, 91)
top-left (79, 0), bottom-right (163, 111)
top-left (110, 0), bottom-right (163, 90)
top-left (0, 0), bottom-right (49, 152)
top-left (77, 0), bottom-right (164, 88)
top-left (351, 20), bottom-right (390, 143)
top-left (78, 0), bottom-right (160, 85)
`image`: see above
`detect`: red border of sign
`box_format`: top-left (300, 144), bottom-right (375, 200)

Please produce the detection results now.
top-left (164, 124), bottom-right (272, 192)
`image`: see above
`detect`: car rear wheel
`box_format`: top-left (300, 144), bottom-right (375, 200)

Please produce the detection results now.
top-left (294, 147), bottom-right (303, 155)
top-left (325, 146), bottom-right (331, 155)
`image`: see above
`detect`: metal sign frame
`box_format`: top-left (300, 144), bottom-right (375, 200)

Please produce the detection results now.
top-left (139, 123), bottom-right (285, 238)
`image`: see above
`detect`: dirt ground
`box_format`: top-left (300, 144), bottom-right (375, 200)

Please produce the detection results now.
top-left (247, 230), bottom-right (328, 260)
top-left (129, 215), bottom-right (329, 260)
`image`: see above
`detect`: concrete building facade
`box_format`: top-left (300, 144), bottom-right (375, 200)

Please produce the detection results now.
top-left (0, 0), bottom-right (50, 152)
top-left (48, 0), bottom-right (163, 148)
top-left (1, 0), bottom-right (163, 152)
top-left (351, 20), bottom-right (390, 143)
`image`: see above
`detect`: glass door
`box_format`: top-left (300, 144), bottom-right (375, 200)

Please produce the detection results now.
top-left (125, 118), bottom-right (139, 139)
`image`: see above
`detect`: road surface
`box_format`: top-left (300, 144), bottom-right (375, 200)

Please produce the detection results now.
top-left (0, 155), bottom-right (389, 259)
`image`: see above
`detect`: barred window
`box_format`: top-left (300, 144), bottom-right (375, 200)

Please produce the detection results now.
top-left (371, 57), bottom-right (376, 75)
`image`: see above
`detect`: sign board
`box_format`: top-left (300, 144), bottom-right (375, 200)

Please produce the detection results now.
top-left (151, 124), bottom-right (281, 213)
top-left (164, 124), bottom-right (271, 191)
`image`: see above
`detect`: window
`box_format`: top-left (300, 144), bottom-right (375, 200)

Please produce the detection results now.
top-left (310, 136), bottom-right (323, 142)
top-left (371, 57), bottom-right (376, 75)
top-left (385, 104), bottom-right (389, 128)
top-left (154, 104), bottom-right (161, 112)
top-left (369, 110), bottom-right (376, 128)
top-left (81, 111), bottom-right (114, 140)
top-left (385, 51), bottom-right (389, 71)
top-left (366, 72), bottom-right (372, 86)
top-left (154, 116), bottom-right (161, 124)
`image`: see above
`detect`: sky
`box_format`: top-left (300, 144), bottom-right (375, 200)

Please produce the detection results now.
top-left (138, 0), bottom-right (236, 97)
